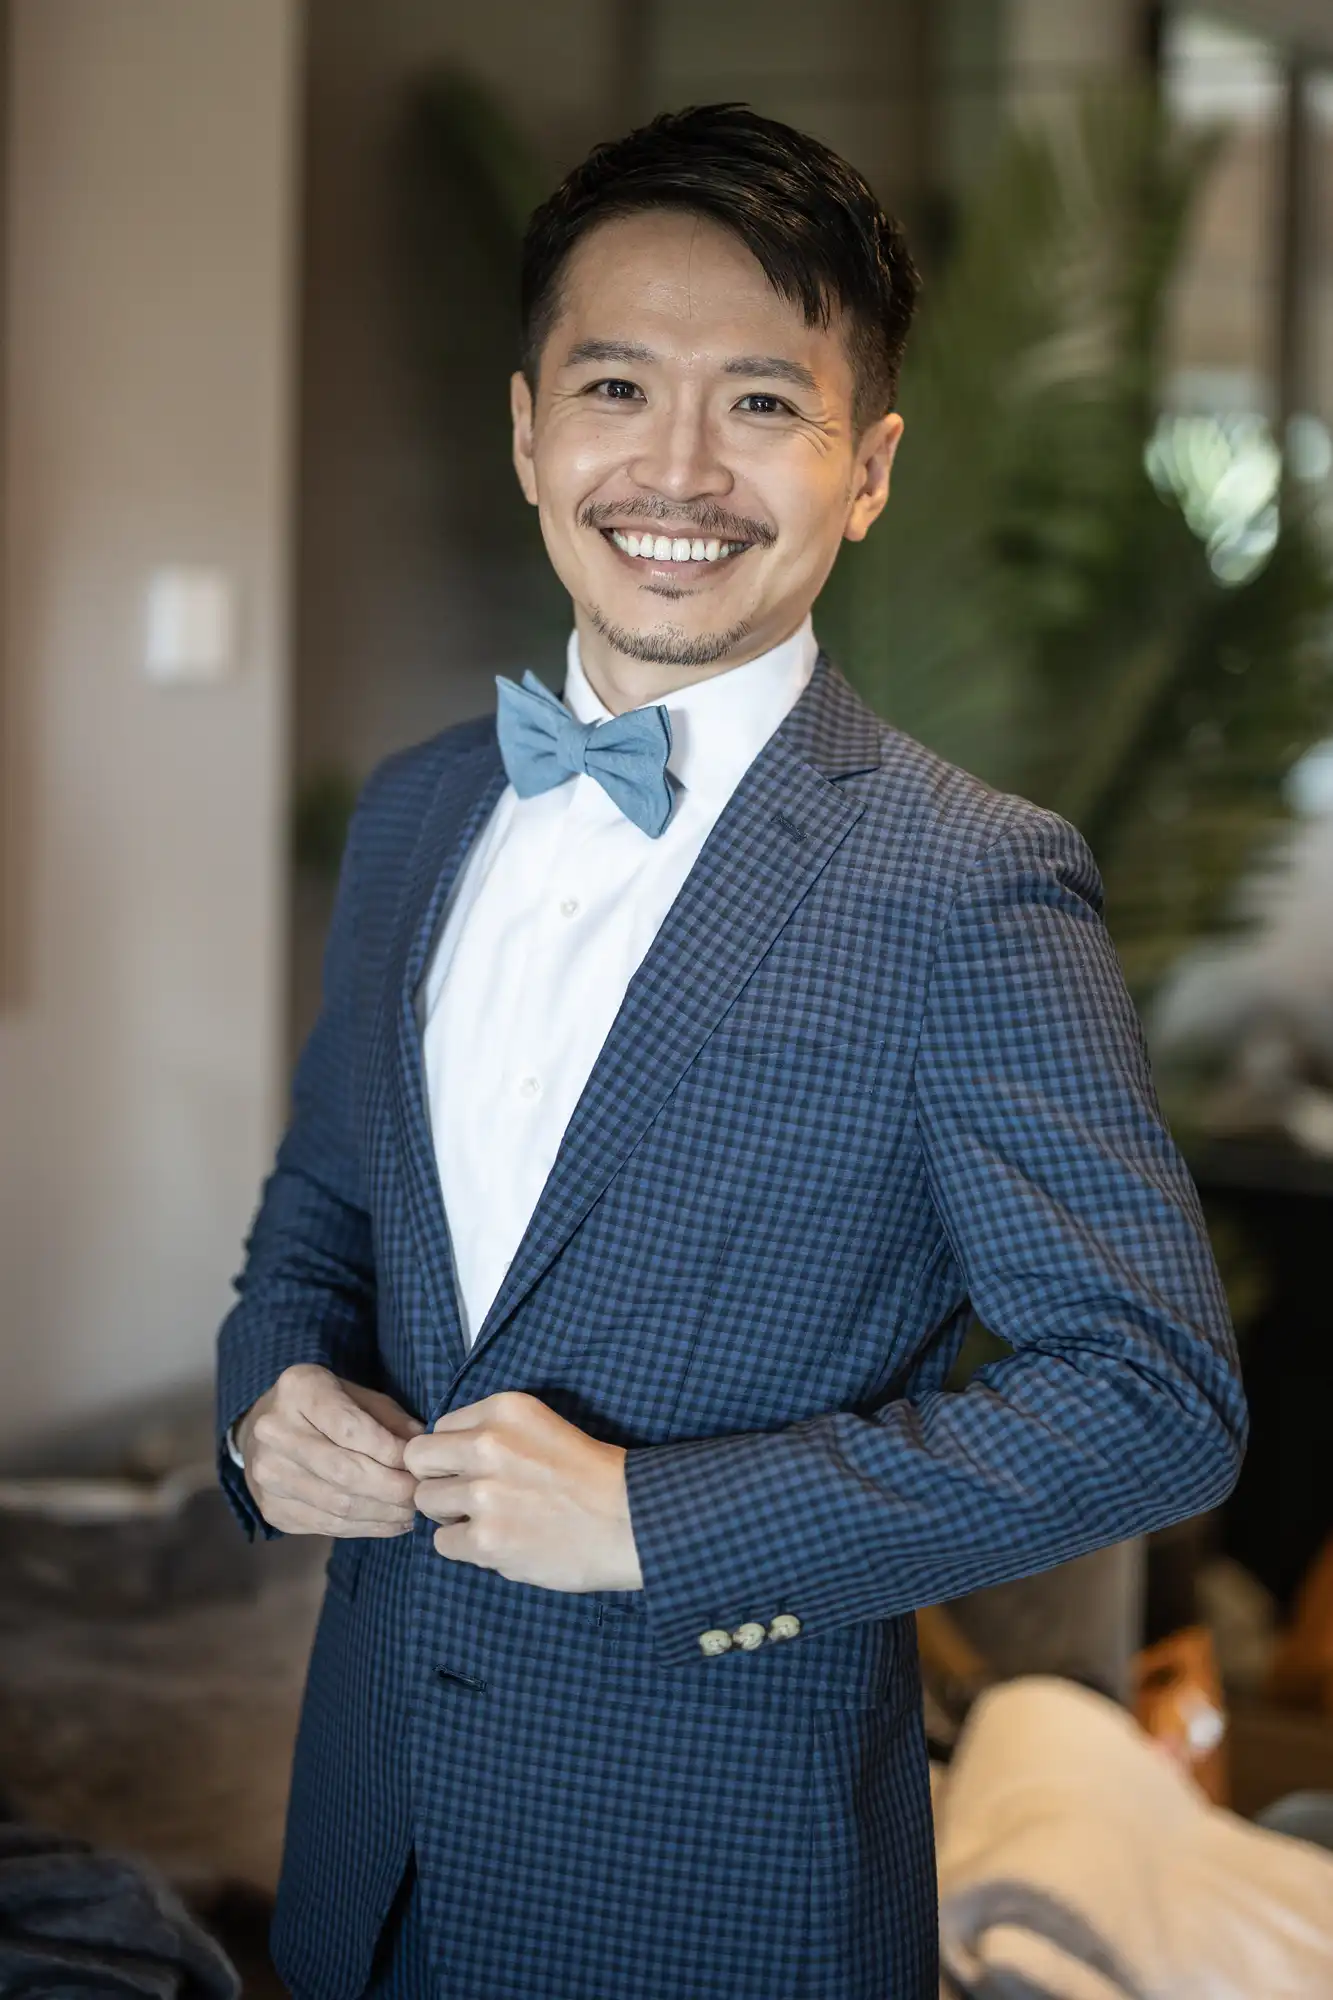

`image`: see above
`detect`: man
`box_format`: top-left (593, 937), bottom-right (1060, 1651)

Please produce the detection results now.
top-left (217, 104), bottom-right (1245, 1999)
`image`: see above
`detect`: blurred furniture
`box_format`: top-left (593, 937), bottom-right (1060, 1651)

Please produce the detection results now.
top-left (1134, 1624), bottom-right (1229, 1805)
top-left (1190, 1138), bottom-right (1333, 1611)
top-left (1256, 1791), bottom-right (1333, 1853)
top-left (1266, 1530), bottom-right (1333, 1712)
top-left (0, 1813), bottom-right (239, 1998)
top-left (935, 1676), bottom-right (1333, 1999)
top-left (947, 1541), bottom-right (1144, 1703)
top-left (1228, 1702), bottom-right (1333, 1819)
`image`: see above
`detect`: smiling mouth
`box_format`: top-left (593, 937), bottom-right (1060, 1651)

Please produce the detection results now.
top-left (600, 528), bottom-right (752, 570)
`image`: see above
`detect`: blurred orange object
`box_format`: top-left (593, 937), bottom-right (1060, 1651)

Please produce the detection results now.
top-left (1266, 1533), bottom-right (1333, 1713)
top-left (1134, 1624), bottom-right (1229, 1805)
top-left (916, 1604), bottom-right (989, 1686)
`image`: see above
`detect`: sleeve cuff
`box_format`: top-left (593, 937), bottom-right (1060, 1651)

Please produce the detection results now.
top-left (625, 1431), bottom-right (813, 1668)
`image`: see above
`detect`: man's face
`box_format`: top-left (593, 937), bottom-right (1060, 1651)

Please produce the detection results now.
top-left (511, 209), bottom-right (902, 674)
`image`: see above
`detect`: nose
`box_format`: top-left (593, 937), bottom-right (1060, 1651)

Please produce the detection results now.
top-left (626, 387), bottom-right (733, 505)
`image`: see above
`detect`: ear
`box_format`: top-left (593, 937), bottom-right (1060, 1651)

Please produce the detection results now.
top-left (843, 413), bottom-right (905, 543)
top-left (511, 370), bottom-right (538, 507)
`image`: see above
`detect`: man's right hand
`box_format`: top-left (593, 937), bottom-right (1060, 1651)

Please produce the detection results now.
top-left (234, 1364), bottom-right (425, 1537)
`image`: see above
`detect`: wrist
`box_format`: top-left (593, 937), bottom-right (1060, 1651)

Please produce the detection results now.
top-left (602, 1443), bottom-right (643, 1590)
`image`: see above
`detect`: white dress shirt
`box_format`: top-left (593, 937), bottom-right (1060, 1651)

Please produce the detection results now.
top-left (421, 618), bottom-right (819, 1348)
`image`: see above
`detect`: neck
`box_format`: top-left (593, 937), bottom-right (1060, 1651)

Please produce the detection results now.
top-left (573, 608), bottom-right (804, 715)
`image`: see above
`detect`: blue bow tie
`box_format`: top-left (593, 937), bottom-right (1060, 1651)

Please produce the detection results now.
top-left (494, 671), bottom-right (674, 838)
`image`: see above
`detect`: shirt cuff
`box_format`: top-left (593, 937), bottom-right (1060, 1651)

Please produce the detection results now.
top-left (225, 1421), bottom-right (246, 1469)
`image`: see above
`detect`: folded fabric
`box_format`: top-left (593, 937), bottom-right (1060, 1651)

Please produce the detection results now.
top-left (935, 1675), bottom-right (1333, 2000)
top-left (0, 1819), bottom-right (239, 1997)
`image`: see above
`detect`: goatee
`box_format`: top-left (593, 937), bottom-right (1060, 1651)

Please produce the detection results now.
top-left (585, 605), bottom-right (755, 669)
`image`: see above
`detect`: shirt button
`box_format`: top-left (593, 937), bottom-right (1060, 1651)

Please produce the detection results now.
top-left (698, 1628), bottom-right (733, 1658)
top-left (559, 896), bottom-right (580, 919)
top-left (517, 1075), bottom-right (542, 1101)
top-left (732, 1622), bottom-right (766, 1652)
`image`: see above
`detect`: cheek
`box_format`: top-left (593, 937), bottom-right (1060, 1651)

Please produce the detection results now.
top-left (535, 411), bottom-right (632, 494)
top-left (753, 452), bottom-right (847, 539)
top-left (766, 497), bottom-right (846, 580)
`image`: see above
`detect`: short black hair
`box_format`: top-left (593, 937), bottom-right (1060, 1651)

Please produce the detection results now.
top-left (520, 103), bottom-right (919, 434)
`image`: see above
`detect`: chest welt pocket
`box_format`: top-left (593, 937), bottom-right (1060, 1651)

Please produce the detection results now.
top-left (685, 1025), bottom-right (888, 1104)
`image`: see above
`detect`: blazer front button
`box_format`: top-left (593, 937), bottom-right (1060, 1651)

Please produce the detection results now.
top-left (732, 1622), bottom-right (766, 1651)
top-left (768, 1613), bottom-right (802, 1642)
top-left (698, 1628), bottom-right (733, 1657)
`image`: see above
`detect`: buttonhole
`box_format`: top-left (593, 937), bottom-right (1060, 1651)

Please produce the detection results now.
top-left (772, 810), bottom-right (806, 843)
top-left (435, 1664), bottom-right (488, 1693)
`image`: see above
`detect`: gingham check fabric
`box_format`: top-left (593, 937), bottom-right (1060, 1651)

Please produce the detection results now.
top-left (216, 654), bottom-right (1246, 2000)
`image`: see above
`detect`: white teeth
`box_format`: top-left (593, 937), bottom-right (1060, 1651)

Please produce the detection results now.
top-left (608, 528), bottom-right (748, 562)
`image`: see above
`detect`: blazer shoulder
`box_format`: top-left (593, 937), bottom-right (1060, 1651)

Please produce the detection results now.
top-left (854, 716), bottom-right (1098, 900)
top-left (353, 711), bottom-right (498, 827)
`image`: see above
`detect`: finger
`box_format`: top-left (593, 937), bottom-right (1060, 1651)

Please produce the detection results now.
top-left (258, 1451), bottom-right (418, 1528)
top-left (414, 1475), bottom-right (478, 1525)
top-left (345, 1384), bottom-right (428, 1442)
top-left (431, 1395), bottom-right (511, 1434)
top-left (402, 1430), bottom-right (488, 1480)
top-left (299, 1377), bottom-right (417, 1469)
top-left (255, 1414), bottom-right (419, 1508)
top-left (432, 1521), bottom-right (491, 1568)
top-left (264, 1495), bottom-right (413, 1539)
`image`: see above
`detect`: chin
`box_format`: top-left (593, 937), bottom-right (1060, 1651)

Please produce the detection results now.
top-left (586, 602), bottom-right (756, 670)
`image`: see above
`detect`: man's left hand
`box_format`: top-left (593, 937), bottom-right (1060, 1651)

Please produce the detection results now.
top-left (402, 1392), bottom-right (643, 1592)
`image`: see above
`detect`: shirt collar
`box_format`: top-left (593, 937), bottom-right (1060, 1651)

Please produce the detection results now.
top-left (561, 618), bottom-right (819, 809)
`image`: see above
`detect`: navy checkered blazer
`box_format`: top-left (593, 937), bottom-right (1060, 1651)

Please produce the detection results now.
top-left (217, 654), bottom-right (1245, 2000)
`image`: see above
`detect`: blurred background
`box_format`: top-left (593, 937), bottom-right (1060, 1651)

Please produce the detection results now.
top-left (1, 0), bottom-right (1333, 1990)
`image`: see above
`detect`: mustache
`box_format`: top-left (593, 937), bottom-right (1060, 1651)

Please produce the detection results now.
top-left (579, 499), bottom-right (777, 547)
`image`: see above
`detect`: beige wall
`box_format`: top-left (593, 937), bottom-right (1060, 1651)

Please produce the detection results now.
top-left (294, 0), bottom-right (616, 795)
top-left (1004, 0), bottom-right (1145, 115)
top-left (0, 0), bottom-right (298, 1459)
top-left (1221, 1), bottom-right (1333, 60)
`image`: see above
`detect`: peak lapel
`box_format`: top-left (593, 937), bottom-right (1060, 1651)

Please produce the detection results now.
top-left (375, 731), bottom-right (507, 1392)
top-left (457, 656), bottom-right (883, 1376)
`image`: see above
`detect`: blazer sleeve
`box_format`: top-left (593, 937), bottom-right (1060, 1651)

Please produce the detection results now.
top-left (624, 806), bottom-right (1248, 1667)
top-left (214, 775), bottom-right (383, 1538)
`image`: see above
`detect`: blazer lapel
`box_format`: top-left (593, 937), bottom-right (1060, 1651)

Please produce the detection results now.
top-left (376, 731), bottom-right (507, 1388)
top-left (457, 656), bottom-right (883, 1377)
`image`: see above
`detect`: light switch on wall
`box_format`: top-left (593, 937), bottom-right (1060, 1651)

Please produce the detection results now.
top-left (144, 568), bottom-right (236, 683)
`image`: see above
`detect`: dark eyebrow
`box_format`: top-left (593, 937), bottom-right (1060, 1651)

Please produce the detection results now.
top-left (560, 339), bottom-right (818, 397)
top-left (562, 338), bottom-right (658, 369)
top-left (721, 355), bottom-right (819, 394)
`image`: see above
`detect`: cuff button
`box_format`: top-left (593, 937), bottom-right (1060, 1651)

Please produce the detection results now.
top-left (698, 1627), bottom-right (734, 1658)
top-left (767, 1613), bottom-right (802, 1642)
top-left (732, 1622), bottom-right (766, 1651)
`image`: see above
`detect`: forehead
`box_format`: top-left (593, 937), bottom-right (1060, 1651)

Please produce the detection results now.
top-left (549, 209), bottom-right (853, 388)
